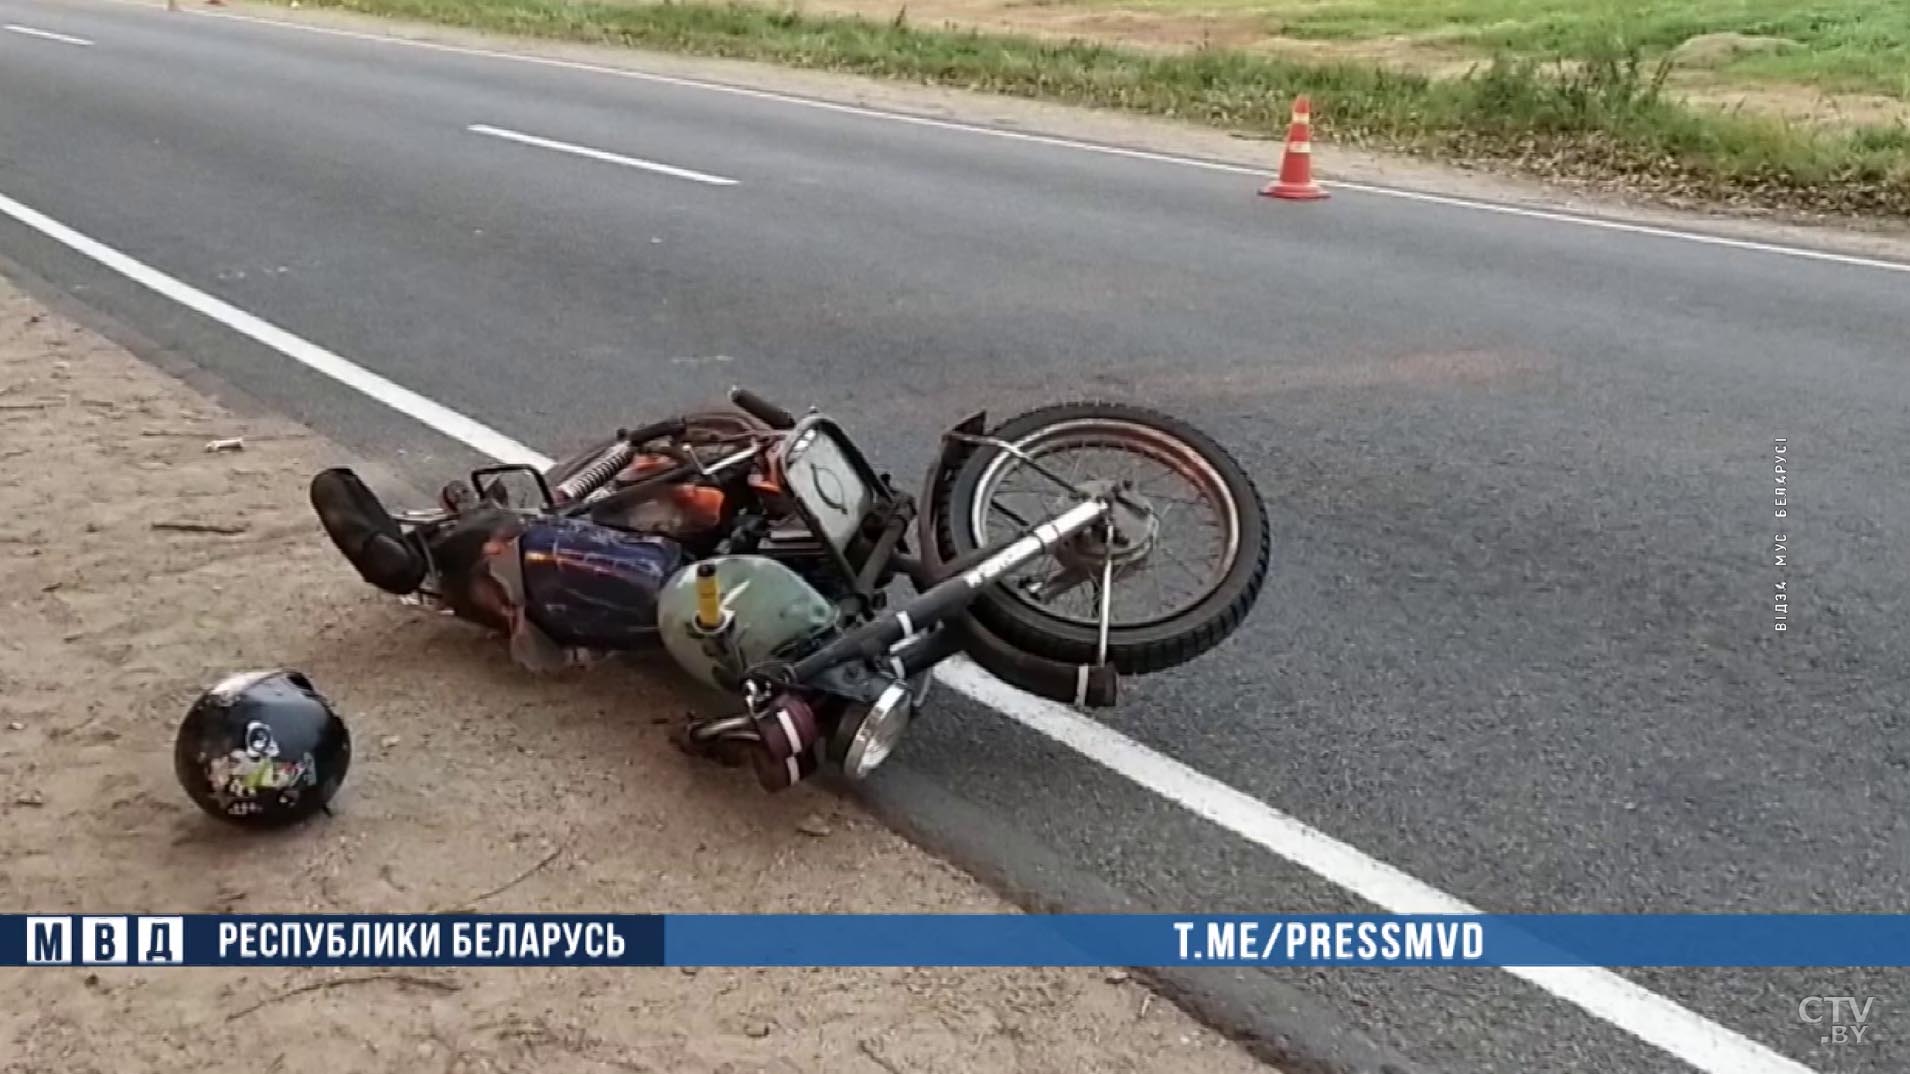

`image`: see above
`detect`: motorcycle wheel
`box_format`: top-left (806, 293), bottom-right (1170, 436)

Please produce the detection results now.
top-left (932, 401), bottom-right (1269, 676)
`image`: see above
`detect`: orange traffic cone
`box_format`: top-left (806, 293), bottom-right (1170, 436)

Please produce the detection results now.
top-left (1261, 96), bottom-right (1328, 201)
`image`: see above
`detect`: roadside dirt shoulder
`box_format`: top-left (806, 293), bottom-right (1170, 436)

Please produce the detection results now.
top-left (0, 274), bottom-right (1271, 1074)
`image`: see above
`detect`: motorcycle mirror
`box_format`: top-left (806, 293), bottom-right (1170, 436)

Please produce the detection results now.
top-left (468, 466), bottom-right (551, 510)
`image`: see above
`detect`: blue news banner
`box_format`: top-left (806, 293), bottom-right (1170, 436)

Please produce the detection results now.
top-left (8, 914), bottom-right (1910, 968)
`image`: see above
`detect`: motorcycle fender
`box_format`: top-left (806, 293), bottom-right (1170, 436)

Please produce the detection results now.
top-left (914, 411), bottom-right (987, 583)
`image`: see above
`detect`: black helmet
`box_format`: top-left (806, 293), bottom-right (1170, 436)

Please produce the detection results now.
top-left (174, 669), bottom-right (351, 829)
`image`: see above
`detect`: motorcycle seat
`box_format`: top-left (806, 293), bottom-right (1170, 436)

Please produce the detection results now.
top-left (309, 467), bottom-right (430, 595)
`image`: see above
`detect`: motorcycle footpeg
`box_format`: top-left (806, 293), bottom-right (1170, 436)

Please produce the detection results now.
top-left (672, 725), bottom-right (740, 767)
top-left (310, 467), bottom-right (429, 595)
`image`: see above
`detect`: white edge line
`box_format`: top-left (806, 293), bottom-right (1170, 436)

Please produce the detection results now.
top-left (1322, 178), bottom-right (1910, 275)
top-left (4, 23), bottom-right (95, 45)
top-left (0, 190), bottom-right (547, 468)
top-left (0, 184), bottom-right (1821, 1074)
top-left (467, 123), bottom-right (738, 186)
top-left (937, 662), bottom-right (1819, 1074)
top-left (132, 1), bottom-right (1910, 277)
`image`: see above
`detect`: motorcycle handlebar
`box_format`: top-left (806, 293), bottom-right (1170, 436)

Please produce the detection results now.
top-left (729, 387), bottom-right (797, 430)
top-left (619, 418), bottom-right (689, 447)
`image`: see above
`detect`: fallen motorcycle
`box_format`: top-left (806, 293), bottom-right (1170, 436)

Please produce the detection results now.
top-left (310, 388), bottom-right (1269, 791)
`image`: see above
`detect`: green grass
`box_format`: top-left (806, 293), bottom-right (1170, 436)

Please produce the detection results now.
top-left (1258, 0), bottom-right (1903, 49)
top-left (1103, 0), bottom-right (1910, 99)
top-left (277, 0), bottom-right (1910, 215)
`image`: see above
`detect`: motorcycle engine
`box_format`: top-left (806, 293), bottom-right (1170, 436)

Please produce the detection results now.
top-left (655, 555), bottom-right (840, 694)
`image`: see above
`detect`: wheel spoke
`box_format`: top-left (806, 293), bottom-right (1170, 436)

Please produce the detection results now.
top-left (988, 499), bottom-right (1034, 529)
top-left (967, 416), bottom-right (1242, 631)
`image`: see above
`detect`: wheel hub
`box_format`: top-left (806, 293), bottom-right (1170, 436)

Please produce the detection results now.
top-left (1060, 480), bottom-right (1157, 571)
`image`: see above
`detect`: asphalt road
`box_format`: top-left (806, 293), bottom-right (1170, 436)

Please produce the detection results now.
top-left (4, 2), bottom-right (1910, 1071)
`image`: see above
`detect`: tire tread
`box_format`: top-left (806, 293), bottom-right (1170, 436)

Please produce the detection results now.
top-left (931, 400), bottom-right (1270, 676)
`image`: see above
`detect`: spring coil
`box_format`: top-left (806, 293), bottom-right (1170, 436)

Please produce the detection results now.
top-left (554, 441), bottom-right (636, 503)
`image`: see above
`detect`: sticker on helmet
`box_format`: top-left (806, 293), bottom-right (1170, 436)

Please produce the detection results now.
top-left (244, 721), bottom-right (279, 758)
top-left (204, 720), bottom-right (318, 814)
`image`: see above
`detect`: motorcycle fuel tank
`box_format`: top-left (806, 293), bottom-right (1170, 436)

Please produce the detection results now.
top-left (656, 555), bottom-right (839, 693)
top-left (517, 516), bottom-right (687, 651)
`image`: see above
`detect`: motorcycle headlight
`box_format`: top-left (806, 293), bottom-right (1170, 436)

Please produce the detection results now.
top-left (839, 682), bottom-right (914, 781)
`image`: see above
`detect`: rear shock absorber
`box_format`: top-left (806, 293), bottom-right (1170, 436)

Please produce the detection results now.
top-left (552, 419), bottom-right (691, 506)
top-left (553, 441), bottom-right (637, 504)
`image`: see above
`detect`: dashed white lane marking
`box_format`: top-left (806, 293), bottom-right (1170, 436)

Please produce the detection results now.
top-left (4, 23), bottom-right (93, 44)
top-left (467, 123), bottom-right (738, 186)
top-left (98, 0), bottom-right (1910, 276)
